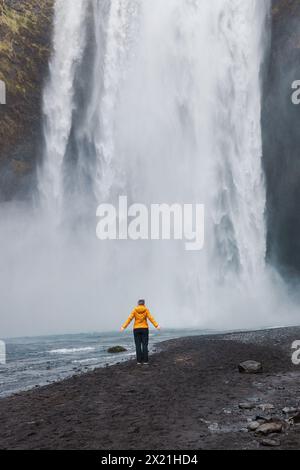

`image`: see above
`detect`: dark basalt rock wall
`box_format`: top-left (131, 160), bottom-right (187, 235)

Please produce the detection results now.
top-left (262, 0), bottom-right (300, 274)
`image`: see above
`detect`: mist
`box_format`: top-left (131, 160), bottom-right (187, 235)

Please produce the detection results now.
top-left (1, 197), bottom-right (299, 339)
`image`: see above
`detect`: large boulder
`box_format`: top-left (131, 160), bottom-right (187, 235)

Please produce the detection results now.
top-left (256, 421), bottom-right (283, 436)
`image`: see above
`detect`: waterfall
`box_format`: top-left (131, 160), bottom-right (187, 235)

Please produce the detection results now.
top-left (38, 0), bottom-right (275, 329)
top-left (39, 0), bottom-right (88, 218)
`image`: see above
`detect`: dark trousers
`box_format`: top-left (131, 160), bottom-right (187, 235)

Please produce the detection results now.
top-left (134, 328), bottom-right (149, 363)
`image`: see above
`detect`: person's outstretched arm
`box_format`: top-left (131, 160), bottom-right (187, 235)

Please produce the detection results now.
top-left (146, 309), bottom-right (160, 329)
top-left (121, 310), bottom-right (135, 330)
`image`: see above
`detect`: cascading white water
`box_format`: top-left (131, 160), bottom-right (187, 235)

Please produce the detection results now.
top-left (37, 0), bottom-right (278, 330)
top-left (39, 0), bottom-right (88, 219)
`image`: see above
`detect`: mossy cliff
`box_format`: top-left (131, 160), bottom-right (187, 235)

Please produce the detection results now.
top-left (0, 0), bottom-right (54, 199)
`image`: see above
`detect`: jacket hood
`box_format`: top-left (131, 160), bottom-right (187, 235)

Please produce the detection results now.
top-left (135, 306), bottom-right (147, 315)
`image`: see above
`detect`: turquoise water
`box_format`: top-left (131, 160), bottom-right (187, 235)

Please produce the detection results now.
top-left (0, 329), bottom-right (211, 398)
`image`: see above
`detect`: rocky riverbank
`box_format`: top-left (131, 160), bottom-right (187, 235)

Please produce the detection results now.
top-left (0, 326), bottom-right (300, 450)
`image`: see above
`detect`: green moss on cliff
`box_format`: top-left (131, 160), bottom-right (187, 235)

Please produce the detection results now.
top-left (0, 0), bottom-right (54, 197)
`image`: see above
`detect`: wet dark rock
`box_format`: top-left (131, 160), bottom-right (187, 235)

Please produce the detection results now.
top-left (107, 346), bottom-right (127, 354)
top-left (289, 412), bottom-right (300, 425)
top-left (262, 0), bottom-right (300, 273)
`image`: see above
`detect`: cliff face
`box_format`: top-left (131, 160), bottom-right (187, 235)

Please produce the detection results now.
top-left (0, 0), bottom-right (54, 200)
top-left (262, 0), bottom-right (300, 274)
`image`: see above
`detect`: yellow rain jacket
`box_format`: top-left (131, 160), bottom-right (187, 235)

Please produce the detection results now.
top-left (122, 305), bottom-right (159, 330)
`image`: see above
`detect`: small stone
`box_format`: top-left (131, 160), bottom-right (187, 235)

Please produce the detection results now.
top-left (253, 382), bottom-right (263, 387)
top-left (238, 361), bottom-right (263, 374)
top-left (255, 415), bottom-right (270, 423)
top-left (283, 407), bottom-right (298, 415)
top-left (247, 421), bottom-right (260, 431)
top-left (208, 423), bottom-right (219, 432)
top-left (260, 438), bottom-right (281, 448)
top-left (239, 402), bottom-right (256, 410)
top-left (258, 404), bottom-right (275, 412)
top-left (199, 418), bottom-right (211, 425)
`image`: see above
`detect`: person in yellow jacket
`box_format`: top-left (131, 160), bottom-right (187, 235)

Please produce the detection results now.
top-left (121, 300), bottom-right (160, 365)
